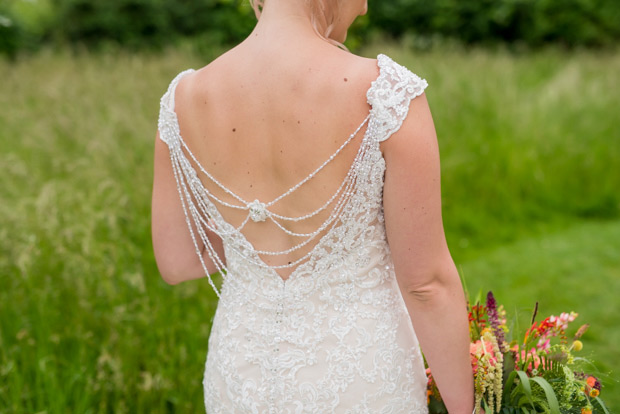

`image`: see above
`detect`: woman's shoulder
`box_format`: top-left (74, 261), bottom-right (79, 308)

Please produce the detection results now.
top-left (159, 47), bottom-right (239, 109)
top-left (328, 51), bottom-right (381, 98)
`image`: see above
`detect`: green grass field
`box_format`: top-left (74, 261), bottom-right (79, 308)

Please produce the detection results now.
top-left (1, 44), bottom-right (619, 412)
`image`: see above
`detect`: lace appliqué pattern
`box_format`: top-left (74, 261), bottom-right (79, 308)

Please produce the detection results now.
top-left (158, 54), bottom-right (429, 413)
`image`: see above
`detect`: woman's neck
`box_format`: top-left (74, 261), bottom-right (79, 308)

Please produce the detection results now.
top-left (251, 1), bottom-right (320, 43)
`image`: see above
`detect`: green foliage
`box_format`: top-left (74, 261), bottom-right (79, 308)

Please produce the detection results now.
top-left (500, 366), bottom-right (607, 413)
top-left (428, 395), bottom-right (449, 413)
top-left (0, 0), bottom-right (256, 54)
top-left (53, 0), bottom-right (169, 48)
top-left (2, 0), bottom-right (620, 57)
top-left (49, 0), bottom-right (255, 50)
top-left (595, 397), bottom-right (611, 414)
top-left (0, 0), bottom-right (55, 57)
top-left (0, 6), bottom-right (21, 59)
top-left (367, 0), bottom-right (620, 47)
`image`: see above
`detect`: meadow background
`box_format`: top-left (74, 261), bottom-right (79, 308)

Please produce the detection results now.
top-left (1, 0), bottom-right (620, 413)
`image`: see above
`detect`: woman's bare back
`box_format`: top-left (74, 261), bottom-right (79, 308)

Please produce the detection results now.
top-left (172, 42), bottom-right (379, 279)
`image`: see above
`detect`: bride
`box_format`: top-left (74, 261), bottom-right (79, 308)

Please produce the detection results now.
top-left (152, 0), bottom-right (474, 412)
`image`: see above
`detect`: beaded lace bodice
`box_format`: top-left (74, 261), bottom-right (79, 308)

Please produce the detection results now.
top-left (158, 54), bottom-right (429, 413)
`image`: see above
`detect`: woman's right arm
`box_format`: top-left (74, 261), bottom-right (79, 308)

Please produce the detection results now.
top-left (382, 94), bottom-right (474, 413)
top-left (151, 132), bottom-right (225, 285)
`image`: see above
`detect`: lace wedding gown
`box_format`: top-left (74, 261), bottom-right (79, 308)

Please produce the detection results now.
top-left (158, 54), bottom-right (430, 413)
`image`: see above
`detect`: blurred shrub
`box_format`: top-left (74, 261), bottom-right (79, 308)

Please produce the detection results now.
top-left (1, 0), bottom-right (619, 57)
top-left (368, 0), bottom-right (620, 47)
top-left (1, 0), bottom-right (55, 58)
top-left (53, 0), bottom-right (169, 48)
top-left (0, 6), bottom-right (21, 58)
top-left (49, 0), bottom-right (255, 50)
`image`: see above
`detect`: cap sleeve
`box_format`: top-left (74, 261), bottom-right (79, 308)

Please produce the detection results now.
top-left (366, 54), bottom-right (428, 142)
top-left (158, 69), bottom-right (195, 148)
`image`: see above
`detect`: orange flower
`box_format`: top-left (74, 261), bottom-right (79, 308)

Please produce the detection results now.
top-left (587, 376), bottom-right (597, 387)
top-left (590, 388), bottom-right (600, 398)
top-left (581, 408), bottom-right (592, 414)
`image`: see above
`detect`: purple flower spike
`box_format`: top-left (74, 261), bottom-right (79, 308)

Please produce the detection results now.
top-left (486, 291), bottom-right (507, 352)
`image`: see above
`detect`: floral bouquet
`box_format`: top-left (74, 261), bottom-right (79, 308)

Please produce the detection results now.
top-left (426, 292), bottom-right (610, 414)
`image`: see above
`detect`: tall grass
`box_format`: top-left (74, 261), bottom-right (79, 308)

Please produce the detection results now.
top-left (1, 44), bottom-right (618, 412)
top-left (0, 49), bottom-right (217, 413)
top-left (363, 44), bottom-right (620, 258)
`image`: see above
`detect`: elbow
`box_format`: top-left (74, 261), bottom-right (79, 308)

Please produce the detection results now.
top-left (153, 249), bottom-right (212, 285)
top-left (152, 239), bottom-right (198, 285)
top-left (402, 279), bottom-right (465, 312)
top-left (154, 252), bottom-right (194, 285)
top-left (160, 271), bottom-right (184, 285)
top-left (157, 261), bottom-right (186, 285)
top-left (152, 233), bottom-right (223, 286)
top-left (398, 264), bottom-right (462, 304)
top-left (402, 279), bottom-right (448, 303)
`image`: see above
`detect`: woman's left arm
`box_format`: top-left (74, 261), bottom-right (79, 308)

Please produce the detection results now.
top-left (382, 94), bottom-right (474, 413)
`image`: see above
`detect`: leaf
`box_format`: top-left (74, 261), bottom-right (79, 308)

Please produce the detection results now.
top-left (515, 371), bottom-right (536, 409)
top-left (428, 396), bottom-right (448, 414)
top-left (503, 370), bottom-right (519, 404)
top-left (516, 396), bottom-right (533, 408)
top-left (504, 372), bottom-right (562, 414)
top-left (594, 396), bottom-right (610, 414)
top-left (502, 351), bottom-right (516, 384)
top-left (529, 376), bottom-right (560, 414)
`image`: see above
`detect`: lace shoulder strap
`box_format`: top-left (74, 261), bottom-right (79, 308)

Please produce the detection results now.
top-left (158, 69), bottom-right (195, 148)
top-left (366, 54), bottom-right (428, 142)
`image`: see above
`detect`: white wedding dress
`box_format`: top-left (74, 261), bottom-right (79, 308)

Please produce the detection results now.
top-left (158, 54), bottom-right (430, 413)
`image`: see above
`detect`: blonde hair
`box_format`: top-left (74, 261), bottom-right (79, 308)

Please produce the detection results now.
top-left (249, 0), bottom-right (345, 47)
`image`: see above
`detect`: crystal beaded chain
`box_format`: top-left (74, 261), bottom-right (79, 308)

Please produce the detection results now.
top-left (161, 71), bottom-right (372, 296)
top-left (166, 130), bottom-right (368, 297)
top-left (177, 114), bottom-right (369, 219)
top-left (173, 125), bottom-right (370, 261)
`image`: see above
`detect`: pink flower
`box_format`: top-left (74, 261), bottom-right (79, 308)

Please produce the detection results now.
top-left (537, 338), bottom-right (551, 351)
top-left (470, 338), bottom-right (498, 372)
top-left (549, 312), bottom-right (577, 331)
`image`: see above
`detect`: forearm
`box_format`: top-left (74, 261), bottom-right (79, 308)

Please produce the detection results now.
top-left (401, 273), bottom-right (474, 413)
